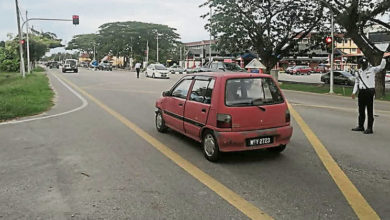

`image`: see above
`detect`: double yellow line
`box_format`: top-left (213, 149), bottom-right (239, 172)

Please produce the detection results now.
top-left (56, 72), bottom-right (380, 219)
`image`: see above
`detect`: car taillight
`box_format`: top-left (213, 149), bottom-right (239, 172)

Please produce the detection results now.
top-left (217, 113), bottom-right (232, 128)
top-left (286, 109), bottom-right (291, 123)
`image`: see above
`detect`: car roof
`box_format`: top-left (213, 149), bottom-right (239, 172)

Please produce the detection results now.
top-left (186, 72), bottom-right (273, 79)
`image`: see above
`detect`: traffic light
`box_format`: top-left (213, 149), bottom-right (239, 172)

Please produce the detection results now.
top-left (72, 15), bottom-right (79, 25)
top-left (19, 40), bottom-right (25, 45)
top-left (325, 37), bottom-right (332, 45)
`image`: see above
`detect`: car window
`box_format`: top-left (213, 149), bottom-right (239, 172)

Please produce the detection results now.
top-left (211, 63), bottom-right (218, 69)
top-left (334, 72), bottom-right (341, 77)
top-left (225, 78), bottom-right (283, 106)
top-left (155, 64), bottom-right (167, 70)
top-left (190, 79), bottom-right (215, 104)
top-left (172, 79), bottom-right (192, 99)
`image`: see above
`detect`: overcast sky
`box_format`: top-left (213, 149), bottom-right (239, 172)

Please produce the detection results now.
top-left (0, 0), bottom-right (210, 48)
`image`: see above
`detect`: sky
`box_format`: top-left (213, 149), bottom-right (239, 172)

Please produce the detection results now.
top-left (0, 0), bottom-right (210, 53)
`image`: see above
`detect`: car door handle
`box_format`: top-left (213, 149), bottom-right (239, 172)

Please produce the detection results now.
top-left (179, 103), bottom-right (183, 106)
top-left (201, 108), bottom-right (206, 112)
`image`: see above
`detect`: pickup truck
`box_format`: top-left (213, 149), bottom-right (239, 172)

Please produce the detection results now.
top-left (62, 59), bottom-right (78, 73)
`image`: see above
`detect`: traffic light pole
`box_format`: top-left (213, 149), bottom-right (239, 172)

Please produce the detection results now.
top-left (15, 0), bottom-right (26, 78)
top-left (329, 1), bottom-right (335, 94)
top-left (26, 10), bottom-right (31, 74)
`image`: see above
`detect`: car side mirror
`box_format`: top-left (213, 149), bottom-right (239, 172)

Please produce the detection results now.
top-left (162, 91), bottom-right (171, 97)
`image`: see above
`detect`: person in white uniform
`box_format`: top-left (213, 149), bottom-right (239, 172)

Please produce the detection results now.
top-left (351, 57), bottom-right (386, 134)
top-left (135, 62), bottom-right (142, 78)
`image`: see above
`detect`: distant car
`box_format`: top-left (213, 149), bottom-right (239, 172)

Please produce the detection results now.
top-left (206, 61), bottom-right (245, 72)
top-left (155, 72), bottom-right (292, 161)
top-left (48, 61), bottom-right (59, 69)
top-left (285, 66), bottom-right (295, 74)
top-left (62, 59), bottom-right (78, 73)
top-left (98, 62), bottom-right (112, 71)
top-left (90, 60), bottom-right (99, 69)
top-left (79, 61), bottom-right (89, 68)
top-left (168, 65), bottom-right (185, 74)
top-left (312, 65), bottom-right (329, 73)
top-left (291, 66), bottom-right (312, 75)
top-left (145, 64), bottom-right (170, 78)
top-left (321, 71), bottom-right (355, 86)
top-left (184, 66), bottom-right (212, 74)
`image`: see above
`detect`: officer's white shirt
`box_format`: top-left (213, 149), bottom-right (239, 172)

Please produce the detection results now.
top-left (353, 59), bottom-right (386, 94)
top-left (135, 63), bottom-right (141, 68)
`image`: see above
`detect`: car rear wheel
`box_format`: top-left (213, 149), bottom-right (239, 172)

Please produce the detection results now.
top-left (266, 144), bottom-right (286, 153)
top-left (155, 111), bottom-right (168, 133)
top-left (202, 131), bottom-right (220, 162)
top-left (152, 73), bottom-right (155, 78)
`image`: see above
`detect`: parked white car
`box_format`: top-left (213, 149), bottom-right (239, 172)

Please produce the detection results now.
top-left (145, 64), bottom-right (170, 78)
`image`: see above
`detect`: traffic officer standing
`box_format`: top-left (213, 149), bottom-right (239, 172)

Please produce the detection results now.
top-left (351, 57), bottom-right (386, 134)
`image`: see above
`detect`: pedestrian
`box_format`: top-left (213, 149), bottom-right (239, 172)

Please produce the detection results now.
top-left (135, 62), bottom-right (141, 78)
top-left (351, 57), bottom-right (386, 134)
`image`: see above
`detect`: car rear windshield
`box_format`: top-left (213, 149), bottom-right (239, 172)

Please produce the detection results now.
top-left (67, 60), bottom-right (76, 65)
top-left (225, 77), bottom-right (284, 107)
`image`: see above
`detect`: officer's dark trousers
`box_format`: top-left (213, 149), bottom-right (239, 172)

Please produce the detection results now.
top-left (136, 68), bottom-right (140, 78)
top-left (358, 89), bottom-right (375, 129)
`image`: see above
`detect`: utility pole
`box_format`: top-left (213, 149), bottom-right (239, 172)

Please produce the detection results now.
top-left (330, 2), bottom-right (335, 94)
top-left (15, 0), bottom-right (25, 77)
top-left (26, 10), bottom-right (31, 74)
top-left (156, 33), bottom-right (159, 63)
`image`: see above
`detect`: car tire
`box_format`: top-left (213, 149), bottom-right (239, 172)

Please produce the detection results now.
top-left (266, 144), bottom-right (286, 153)
top-left (325, 79), bottom-right (330, 84)
top-left (155, 111), bottom-right (168, 133)
top-left (152, 73), bottom-right (155, 78)
top-left (202, 130), bottom-right (220, 162)
top-left (62, 70), bottom-right (65, 73)
top-left (74, 69), bottom-right (78, 73)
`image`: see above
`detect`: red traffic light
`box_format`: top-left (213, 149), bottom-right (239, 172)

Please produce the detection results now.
top-left (325, 37), bottom-right (332, 44)
top-left (72, 15), bottom-right (79, 25)
top-left (19, 40), bottom-right (25, 45)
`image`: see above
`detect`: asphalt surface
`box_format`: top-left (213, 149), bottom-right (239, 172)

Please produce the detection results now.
top-left (0, 68), bottom-right (389, 219)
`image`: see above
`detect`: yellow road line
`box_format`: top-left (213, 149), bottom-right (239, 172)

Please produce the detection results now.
top-left (84, 87), bottom-right (160, 95)
top-left (288, 103), bottom-right (380, 220)
top-left (56, 73), bottom-right (272, 220)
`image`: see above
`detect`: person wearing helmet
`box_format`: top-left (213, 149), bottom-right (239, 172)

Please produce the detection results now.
top-left (351, 57), bottom-right (386, 134)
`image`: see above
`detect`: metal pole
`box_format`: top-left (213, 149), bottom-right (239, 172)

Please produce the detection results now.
top-left (180, 46), bottom-right (182, 67)
top-left (146, 40), bottom-right (149, 64)
top-left (156, 33), bottom-right (159, 63)
top-left (15, 0), bottom-right (25, 77)
top-left (330, 1), bottom-right (335, 94)
top-left (209, 6), bottom-right (212, 62)
top-left (93, 44), bottom-right (96, 61)
top-left (26, 10), bottom-right (31, 74)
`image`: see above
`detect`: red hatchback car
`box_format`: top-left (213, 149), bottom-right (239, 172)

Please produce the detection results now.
top-left (155, 72), bottom-right (293, 161)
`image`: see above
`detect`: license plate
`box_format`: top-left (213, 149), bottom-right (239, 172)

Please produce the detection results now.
top-left (246, 136), bottom-right (273, 147)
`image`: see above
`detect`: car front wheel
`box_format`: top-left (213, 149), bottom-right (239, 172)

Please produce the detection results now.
top-left (202, 131), bottom-right (220, 162)
top-left (155, 111), bottom-right (167, 132)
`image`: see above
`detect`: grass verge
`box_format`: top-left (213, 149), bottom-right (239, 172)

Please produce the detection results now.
top-left (0, 71), bottom-right (54, 121)
top-left (280, 82), bottom-right (390, 101)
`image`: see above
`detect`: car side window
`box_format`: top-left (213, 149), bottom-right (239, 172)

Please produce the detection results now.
top-left (190, 79), bottom-right (215, 104)
top-left (171, 79), bottom-right (192, 99)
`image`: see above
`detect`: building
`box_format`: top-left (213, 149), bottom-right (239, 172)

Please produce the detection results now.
top-left (184, 40), bottom-right (233, 68)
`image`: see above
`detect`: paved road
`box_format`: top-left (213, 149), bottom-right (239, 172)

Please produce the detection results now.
top-left (0, 68), bottom-right (389, 219)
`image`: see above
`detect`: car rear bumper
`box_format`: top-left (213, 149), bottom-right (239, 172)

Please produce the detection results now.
top-left (214, 126), bottom-right (293, 152)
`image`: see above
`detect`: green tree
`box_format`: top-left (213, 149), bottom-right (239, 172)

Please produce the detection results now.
top-left (67, 21), bottom-right (181, 65)
top-left (201, 0), bottom-right (324, 73)
top-left (320, 0), bottom-right (390, 97)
